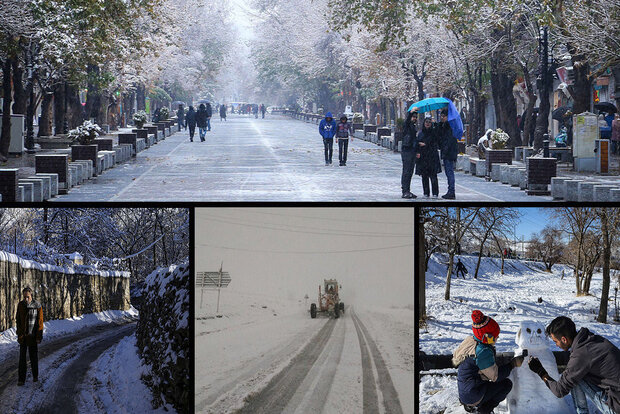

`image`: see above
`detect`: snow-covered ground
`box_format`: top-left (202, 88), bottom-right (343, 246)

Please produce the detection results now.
top-left (420, 254), bottom-right (620, 414)
top-left (196, 290), bottom-right (414, 413)
top-left (0, 307), bottom-right (138, 362)
top-left (77, 334), bottom-right (174, 413)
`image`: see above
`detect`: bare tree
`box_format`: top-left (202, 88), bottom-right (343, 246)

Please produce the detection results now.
top-left (527, 226), bottom-right (564, 272)
top-left (596, 208), bottom-right (620, 323)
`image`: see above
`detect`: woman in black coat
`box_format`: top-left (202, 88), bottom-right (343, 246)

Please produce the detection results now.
top-left (196, 104), bottom-right (208, 142)
top-left (400, 109), bottom-right (419, 198)
top-left (415, 117), bottom-right (442, 197)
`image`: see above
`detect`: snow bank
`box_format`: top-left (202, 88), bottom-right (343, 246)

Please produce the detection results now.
top-left (136, 262), bottom-right (189, 413)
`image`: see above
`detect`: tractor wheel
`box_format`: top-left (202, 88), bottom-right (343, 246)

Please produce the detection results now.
top-left (310, 303), bottom-right (317, 319)
top-left (339, 302), bottom-right (345, 313)
top-left (334, 305), bottom-right (340, 319)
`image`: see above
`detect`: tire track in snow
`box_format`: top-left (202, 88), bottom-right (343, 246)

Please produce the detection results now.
top-left (236, 318), bottom-right (337, 413)
top-left (352, 309), bottom-right (404, 414)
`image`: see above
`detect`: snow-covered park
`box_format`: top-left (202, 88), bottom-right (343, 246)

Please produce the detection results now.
top-left (420, 254), bottom-right (620, 414)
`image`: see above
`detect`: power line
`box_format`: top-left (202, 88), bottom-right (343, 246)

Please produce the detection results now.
top-left (218, 208), bottom-right (413, 226)
top-left (196, 214), bottom-right (413, 238)
top-left (194, 241), bottom-right (414, 254)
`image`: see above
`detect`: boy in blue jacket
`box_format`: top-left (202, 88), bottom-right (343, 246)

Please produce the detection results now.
top-left (319, 112), bottom-right (337, 165)
top-left (453, 310), bottom-right (524, 413)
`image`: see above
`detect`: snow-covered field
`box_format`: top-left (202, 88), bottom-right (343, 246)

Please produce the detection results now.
top-left (196, 290), bottom-right (414, 413)
top-left (420, 254), bottom-right (620, 414)
top-left (0, 307), bottom-right (139, 361)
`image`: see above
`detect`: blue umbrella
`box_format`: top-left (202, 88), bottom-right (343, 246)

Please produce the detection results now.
top-left (407, 97), bottom-right (450, 113)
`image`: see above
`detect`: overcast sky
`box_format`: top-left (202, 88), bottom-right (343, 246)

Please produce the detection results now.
top-left (195, 208), bottom-right (414, 308)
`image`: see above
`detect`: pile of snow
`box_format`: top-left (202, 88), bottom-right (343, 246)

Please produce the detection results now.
top-left (420, 254), bottom-right (620, 414)
top-left (136, 262), bottom-right (189, 413)
top-left (0, 307), bottom-right (138, 362)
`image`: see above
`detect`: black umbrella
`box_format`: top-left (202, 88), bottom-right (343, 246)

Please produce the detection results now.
top-left (594, 102), bottom-right (617, 114)
top-left (552, 106), bottom-right (572, 121)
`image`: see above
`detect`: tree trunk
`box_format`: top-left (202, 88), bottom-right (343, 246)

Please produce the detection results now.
top-left (136, 83), bottom-right (146, 111)
top-left (67, 83), bottom-right (82, 128)
top-left (597, 210), bottom-right (611, 323)
top-left (474, 241), bottom-right (485, 279)
top-left (53, 82), bottom-right (66, 136)
top-left (0, 57), bottom-right (12, 159)
top-left (38, 93), bottom-right (53, 136)
top-left (444, 251), bottom-right (454, 300)
top-left (490, 67), bottom-right (519, 148)
top-left (570, 55), bottom-right (591, 114)
top-left (418, 213), bottom-right (426, 321)
top-left (11, 57), bottom-right (27, 115)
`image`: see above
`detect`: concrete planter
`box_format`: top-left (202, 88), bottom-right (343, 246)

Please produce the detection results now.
top-left (71, 144), bottom-right (99, 176)
top-left (486, 149), bottom-right (513, 175)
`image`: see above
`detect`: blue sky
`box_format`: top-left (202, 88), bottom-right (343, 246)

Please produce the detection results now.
top-left (514, 208), bottom-right (554, 240)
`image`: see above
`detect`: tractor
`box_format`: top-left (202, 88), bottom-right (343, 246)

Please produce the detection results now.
top-left (310, 279), bottom-right (344, 319)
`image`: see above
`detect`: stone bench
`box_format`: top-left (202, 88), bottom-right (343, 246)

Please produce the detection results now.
top-left (491, 164), bottom-right (502, 182)
top-left (145, 126), bottom-right (159, 142)
top-left (68, 163), bottom-right (84, 184)
top-left (368, 132), bottom-right (378, 144)
top-left (565, 180), bottom-right (583, 202)
top-left (500, 164), bottom-right (512, 184)
top-left (551, 177), bottom-right (571, 200)
top-left (526, 157), bottom-right (556, 196)
top-left (100, 150), bottom-right (116, 169)
top-left (35, 173), bottom-right (58, 197)
top-left (136, 138), bottom-right (146, 153)
top-left (19, 181), bottom-right (34, 202)
top-left (146, 135), bottom-right (155, 147)
top-left (72, 160), bottom-right (92, 180)
top-left (593, 185), bottom-right (617, 202)
top-left (35, 154), bottom-right (70, 193)
top-left (118, 133), bottom-right (138, 155)
top-left (26, 176), bottom-right (52, 200)
top-left (96, 154), bottom-right (105, 175)
top-left (469, 158), bottom-right (486, 177)
top-left (611, 188), bottom-right (620, 202)
top-left (119, 144), bottom-right (133, 160)
top-left (457, 154), bottom-right (470, 172)
top-left (19, 178), bottom-right (44, 201)
top-left (486, 149), bottom-right (512, 175)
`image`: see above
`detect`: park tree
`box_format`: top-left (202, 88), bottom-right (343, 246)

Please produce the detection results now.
top-left (527, 226), bottom-right (564, 272)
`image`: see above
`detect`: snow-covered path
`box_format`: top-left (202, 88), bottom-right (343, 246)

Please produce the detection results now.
top-left (196, 292), bottom-right (414, 413)
top-left (0, 321), bottom-right (136, 413)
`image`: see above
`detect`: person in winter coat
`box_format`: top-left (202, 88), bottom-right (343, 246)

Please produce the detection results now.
top-left (16, 287), bottom-right (44, 386)
top-left (252, 104), bottom-right (258, 119)
top-left (260, 104), bottom-right (266, 119)
top-left (400, 108), bottom-right (419, 199)
top-left (319, 112), bottom-right (337, 165)
top-left (478, 129), bottom-right (492, 159)
top-left (177, 105), bottom-right (185, 132)
top-left (415, 117), bottom-right (442, 197)
top-left (220, 103), bottom-right (227, 122)
top-left (455, 259), bottom-right (468, 279)
top-left (438, 108), bottom-right (457, 199)
top-left (196, 104), bottom-right (208, 142)
top-left (335, 115), bottom-right (353, 166)
top-left (152, 107), bottom-right (161, 124)
top-left (453, 310), bottom-right (524, 414)
top-left (528, 316), bottom-right (620, 414)
top-left (185, 106), bottom-right (197, 141)
top-left (205, 103), bottom-right (213, 131)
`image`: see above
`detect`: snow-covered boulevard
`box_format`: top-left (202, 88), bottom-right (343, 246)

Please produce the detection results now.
top-left (196, 292), bottom-right (414, 414)
top-left (53, 114), bottom-right (549, 202)
top-left (0, 313), bottom-right (139, 414)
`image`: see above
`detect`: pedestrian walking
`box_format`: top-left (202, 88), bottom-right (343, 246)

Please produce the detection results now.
top-left (185, 106), bottom-right (196, 141)
top-left (455, 259), bottom-right (468, 279)
top-left (454, 310), bottom-right (524, 414)
top-left (16, 287), bottom-right (44, 386)
top-left (611, 113), bottom-right (620, 155)
top-left (253, 104), bottom-right (259, 119)
top-left (260, 104), bottom-right (266, 119)
top-left (335, 115), bottom-right (353, 166)
top-left (319, 112), bottom-right (337, 165)
top-left (220, 103), bottom-right (227, 121)
top-left (415, 117), bottom-right (442, 197)
top-left (205, 102), bottom-right (213, 131)
top-left (152, 107), bottom-right (161, 124)
top-left (400, 108), bottom-right (418, 198)
top-left (176, 104), bottom-right (185, 132)
top-left (528, 316), bottom-right (620, 414)
top-left (438, 108), bottom-right (458, 199)
top-left (196, 104), bottom-right (208, 142)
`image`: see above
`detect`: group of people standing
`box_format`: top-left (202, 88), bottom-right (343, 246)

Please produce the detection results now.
top-left (319, 112), bottom-right (353, 166)
top-left (178, 103), bottom-right (212, 142)
top-left (401, 107), bottom-right (458, 199)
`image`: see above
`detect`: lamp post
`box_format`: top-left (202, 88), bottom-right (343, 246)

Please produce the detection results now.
top-left (25, 41), bottom-right (36, 153)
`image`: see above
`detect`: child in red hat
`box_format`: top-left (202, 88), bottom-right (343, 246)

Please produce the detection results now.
top-left (452, 310), bottom-right (524, 413)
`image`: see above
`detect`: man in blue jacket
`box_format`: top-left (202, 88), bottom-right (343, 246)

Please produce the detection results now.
top-left (453, 310), bottom-right (524, 413)
top-left (319, 112), bottom-right (337, 165)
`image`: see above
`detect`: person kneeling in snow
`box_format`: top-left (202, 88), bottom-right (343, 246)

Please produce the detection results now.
top-left (453, 310), bottom-right (524, 413)
top-left (528, 316), bottom-right (620, 414)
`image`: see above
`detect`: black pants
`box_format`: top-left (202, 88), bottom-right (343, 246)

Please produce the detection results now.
top-left (421, 174), bottom-right (439, 196)
top-left (178, 122), bottom-right (182, 132)
top-left (456, 268), bottom-right (466, 279)
top-left (19, 343), bottom-right (38, 382)
top-left (323, 138), bottom-right (333, 163)
top-left (477, 378), bottom-right (512, 413)
top-left (401, 149), bottom-right (415, 194)
top-left (188, 125), bottom-right (196, 141)
top-left (338, 139), bottom-right (349, 164)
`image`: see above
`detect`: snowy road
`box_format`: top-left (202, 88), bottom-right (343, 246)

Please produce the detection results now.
top-left (54, 114), bottom-right (549, 201)
top-left (0, 321), bottom-right (136, 414)
top-left (196, 293), bottom-right (414, 413)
